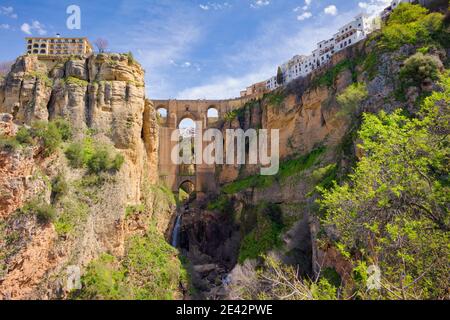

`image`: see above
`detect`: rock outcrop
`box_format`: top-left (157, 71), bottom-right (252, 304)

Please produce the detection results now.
top-left (0, 54), bottom-right (163, 299)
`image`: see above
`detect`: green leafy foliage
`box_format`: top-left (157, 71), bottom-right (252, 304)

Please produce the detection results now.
top-left (51, 173), bottom-right (68, 201)
top-left (0, 119), bottom-right (71, 155)
top-left (54, 198), bottom-right (89, 236)
top-left (318, 73), bottom-right (450, 299)
top-left (399, 52), bottom-right (440, 87)
top-left (65, 138), bottom-right (124, 174)
top-left (75, 227), bottom-right (187, 300)
top-left (379, 3), bottom-right (445, 51)
top-left (65, 76), bottom-right (89, 87)
top-left (312, 59), bottom-right (358, 88)
top-left (21, 199), bottom-right (56, 224)
top-left (336, 83), bottom-right (368, 118)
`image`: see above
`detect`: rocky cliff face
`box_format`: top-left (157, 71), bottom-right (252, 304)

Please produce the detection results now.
top-left (0, 54), bottom-right (166, 299)
top-left (177, 39), bottom-right (449, 298)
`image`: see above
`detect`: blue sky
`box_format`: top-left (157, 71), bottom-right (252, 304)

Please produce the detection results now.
top-left (0, 0), bottom-right (390, 99)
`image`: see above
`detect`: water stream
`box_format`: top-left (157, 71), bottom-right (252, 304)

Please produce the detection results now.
top-left (171, 213), bottom-right (182, 247)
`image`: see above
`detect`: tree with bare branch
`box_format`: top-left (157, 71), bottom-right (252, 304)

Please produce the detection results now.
top-left (94, 38), bottom-right (109, 53)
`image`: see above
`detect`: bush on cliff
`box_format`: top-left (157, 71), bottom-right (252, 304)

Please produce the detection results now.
top-left (380, 3), bottom-right (445, 51)
top-left (399, 52), bottom-right (440, 87)
top-left (65, 138), bottom-right (124, 174)
top-left (74, 227), bottom-right (187, 300)
top-left (318, 73), bottom-right (450, 299)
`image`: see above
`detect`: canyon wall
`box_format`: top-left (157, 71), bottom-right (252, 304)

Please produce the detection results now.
top-left (0, 53), bottom-right (169, 299)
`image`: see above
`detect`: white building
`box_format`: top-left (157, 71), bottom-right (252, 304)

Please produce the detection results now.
top-left (264, 6), bottom-right (388, 90)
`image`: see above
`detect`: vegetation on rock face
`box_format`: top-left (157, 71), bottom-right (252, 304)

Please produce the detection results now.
top-left (379, 3), bottom-right (446, 51)
top-left (238, 203), bottom-right (284, 263)
top-left (319, 73), bottom-right (450, 299)
top-left (65, 137), bottom-right (124, 174)
top-left (229, 255), bottom-right (338, 300)
top-left (222, 147), bottom-right (326, 194)
top-left (73, 227), bottom-right (187, 300)
top-left (399, 52), bottom-right (441, 87)
top-left (0, 119), bottom-right (72, 156)
top-left (336, 83), bottom-right (368, 118)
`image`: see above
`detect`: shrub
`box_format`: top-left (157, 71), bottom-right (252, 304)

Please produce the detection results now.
top-left (21, 199), bottom-right (56, 224)
top-left (0, 135), bottom-right (20, 151)
top-left (65, 142), bottom-right (85, 168)
top-left (53, 118), bottom-right (72, 141)
top-left (51, 173), bottom-right (68, 201)
top-left (32, 121), bottom-right (62, 156)
top-left (125, 204), bottom-right (145, 218)
top-left (65, 139), bottom-right (123, 174)
top-left (87, 148), bottom-right (111, 174)
top-left (75, 228), bottom-right (187, 300)
top-left (399, 52), bottom-right (440, 87)
top-left (15, 127), bottom-right (33, 145)
top-left (380, 4), bottom-right (445, 51)
top-left (111, 154), bottom-right (125, 172)
top-left (54, 198), bottom-right (89, 236)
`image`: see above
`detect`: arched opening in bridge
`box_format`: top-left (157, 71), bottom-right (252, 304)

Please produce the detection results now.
top-left (178, 180), bottom-right (196, 202)
top-left (207, 106), bottom-right (219, 126)
top-left (179, 117), bottom-right (196, 137)
top-left (178, 117), bottom-right (196, 177)
top-left (156, 107), bottom-right (168, 125)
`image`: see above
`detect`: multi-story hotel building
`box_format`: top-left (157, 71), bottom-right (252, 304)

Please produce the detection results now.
top-left (257, 0), bottom-right (418, 92)
top-left (25, 36), bottom-right (93, 56)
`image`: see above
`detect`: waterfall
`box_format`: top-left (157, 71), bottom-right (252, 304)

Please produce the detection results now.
top-left (171, 214), bottom-right (182, 247)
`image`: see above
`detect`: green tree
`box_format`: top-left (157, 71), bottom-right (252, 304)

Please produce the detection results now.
top-left (276, 66), bottom-right (284, 86)
top-left (400, 52), bottom-right (440, 87)
top-left (319, 73), bottom-right (450, 299)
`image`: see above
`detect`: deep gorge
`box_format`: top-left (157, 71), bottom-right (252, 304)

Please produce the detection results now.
top-left (0, 2), bottom-right (449, 300)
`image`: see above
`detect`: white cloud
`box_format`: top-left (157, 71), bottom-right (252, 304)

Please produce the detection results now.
top-left (177, 71), bottom-right (270, 99)
top-left (0, 6), bottom-right (18, 19)
top-left (0, 23), bottom-right (10, 30)
top-left (358, 0), bottom-right (391, 16)
top-left (179, 10), bottom-right (357, 99)
top-left (250, 0), bottom-right (270, 9)
top-left (297, 12), bottom-right (312, 21)
top-left (199, 2), bottom-right (231, 11)
top-left (324, 5), bottom-right (338, 16)
top-left (20, 23), bottom-right (31, 34)
top-left (21, 20), bottom-right (47, 35)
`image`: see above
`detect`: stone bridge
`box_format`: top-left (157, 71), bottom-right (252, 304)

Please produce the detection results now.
top-left (153, 97), bottom-right (259, 196)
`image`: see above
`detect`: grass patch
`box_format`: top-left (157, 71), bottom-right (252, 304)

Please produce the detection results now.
top-left (312, 60), bottom-right (356, 88)
top-left (222, 147), bottom-right (326, 194)
top-left (54, 198), bottom-right (89, 236)
top-left (65, 76), bottom-right (89, 87)
top-left (125, 204), bottom-right (146, 218)
top-left (25, 70), bottom-right (53, 87)
top-left (264, 91), bottom-right (285, 107)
